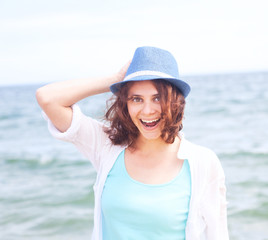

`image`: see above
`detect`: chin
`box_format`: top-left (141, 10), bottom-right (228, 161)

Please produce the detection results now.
top-left (140, 132), bottom-right (162, 141)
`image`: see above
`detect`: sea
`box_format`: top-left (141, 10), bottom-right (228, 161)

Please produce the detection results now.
top-left (0, 72), bottom-right (268, 240)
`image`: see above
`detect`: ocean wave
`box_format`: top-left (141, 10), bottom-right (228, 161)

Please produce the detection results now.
top-left (1, 156), bottom-right (56, 167)
top-left (0, 155), bottom-right (90, 166)
top-left (219, 151), bottom-right (268, 160)
top-left (230, 203), bottom-right (268, 220)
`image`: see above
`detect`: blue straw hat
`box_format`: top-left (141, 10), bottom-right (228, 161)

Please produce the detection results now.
top-left (110, 46), bottom-right (191, 97)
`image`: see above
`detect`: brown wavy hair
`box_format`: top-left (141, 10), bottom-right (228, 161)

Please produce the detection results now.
top-left (104, 80), bottom-right (185, 146)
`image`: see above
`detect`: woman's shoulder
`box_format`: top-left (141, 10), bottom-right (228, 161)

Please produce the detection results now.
top-left (181, 137), bottom-right (225, 189)
top-left (180, 135), bottom-right (223, 173)
top-left (179, 135), bottom-right (218, 161)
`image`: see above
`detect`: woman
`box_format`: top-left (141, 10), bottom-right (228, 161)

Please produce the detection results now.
top-left (36, 46), bottom-right (229, 240)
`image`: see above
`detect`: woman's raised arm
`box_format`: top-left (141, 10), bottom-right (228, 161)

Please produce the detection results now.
top-left (36, 61), bottom-right (130, 132)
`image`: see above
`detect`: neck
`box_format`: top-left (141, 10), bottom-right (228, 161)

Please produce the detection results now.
top-left (130, 135), bottom-right (180, 154)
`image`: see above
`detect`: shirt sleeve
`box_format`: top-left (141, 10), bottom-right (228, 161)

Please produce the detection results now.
top-left (43, 104), bottom-right (110, 171)
top-left (200, 152), bottom-right (229, 240)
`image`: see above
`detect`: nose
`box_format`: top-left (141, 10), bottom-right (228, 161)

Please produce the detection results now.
top-left (142, 101), bottom-right (155, 115)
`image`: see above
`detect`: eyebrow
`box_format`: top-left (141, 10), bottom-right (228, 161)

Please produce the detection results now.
top-left (128, 93), bottom-right (159, 97)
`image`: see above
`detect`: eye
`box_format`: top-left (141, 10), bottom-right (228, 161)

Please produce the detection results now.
top-left (132, 97), bottom-right (143, 102)
top-left (153, 96), bottom-right (160, 102)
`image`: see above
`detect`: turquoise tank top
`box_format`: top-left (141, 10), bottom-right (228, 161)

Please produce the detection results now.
top-left (101, 149), bottom-right (191, 240)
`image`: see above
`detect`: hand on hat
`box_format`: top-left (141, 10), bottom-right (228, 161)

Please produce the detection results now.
top-left (116, 60), bottom-right (131, 83)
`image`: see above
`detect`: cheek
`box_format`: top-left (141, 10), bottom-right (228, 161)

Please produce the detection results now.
top-left (157, 104), bottom-right (162, 113)
top-left (127, 104), bottom-right (139, 123)
top-left (126, 103), bottom-right (134, 120)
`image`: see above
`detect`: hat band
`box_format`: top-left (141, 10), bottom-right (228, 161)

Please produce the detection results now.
top-left (124, 70), bottom-right (174, 81)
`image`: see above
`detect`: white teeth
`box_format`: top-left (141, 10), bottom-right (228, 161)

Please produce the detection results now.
top-left (141, 119), bottom-right (159, 123)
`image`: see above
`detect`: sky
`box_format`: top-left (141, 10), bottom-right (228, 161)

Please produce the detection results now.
top-left (0, 0), bottom-right (267, 86)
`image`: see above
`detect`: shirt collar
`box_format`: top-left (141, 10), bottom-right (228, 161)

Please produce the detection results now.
top-left (177, 132), bottom-right (191, 159)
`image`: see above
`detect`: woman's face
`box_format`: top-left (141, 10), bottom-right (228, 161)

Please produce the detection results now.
top-left (127, 80), bottom-right (163, 141)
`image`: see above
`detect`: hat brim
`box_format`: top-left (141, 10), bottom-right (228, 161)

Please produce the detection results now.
top-left (110, 75), bottom-right (191, 98)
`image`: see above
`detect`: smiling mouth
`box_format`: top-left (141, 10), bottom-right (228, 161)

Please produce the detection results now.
top-left (140, 119), bottom-right (161, 128)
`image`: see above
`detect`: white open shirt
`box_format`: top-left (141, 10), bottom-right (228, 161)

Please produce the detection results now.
top-left (44, 104), bottom-right (229, 240)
